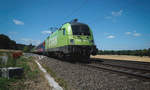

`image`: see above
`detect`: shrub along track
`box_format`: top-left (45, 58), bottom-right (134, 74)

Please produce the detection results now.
top-left (0, 52), bottom-right (51, 90)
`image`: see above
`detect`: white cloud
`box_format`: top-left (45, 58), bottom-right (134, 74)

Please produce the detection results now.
top-left (107, 35), bottom-right (115, 39)
top-left (112, 10), bottom-right (123, 16)
top-left (105, 9), bottom-right (123, 22)
top-left (13, 19), bottom-right (24, 25)
top-left (133, 33), bottom-right (141, 37)
top-left (21, 38), bottom-right (41, 45)
top-left (125, 32), bottom-right (131, 35)
top-left (41, 30), bottom-right (52, 34)
top-left (125, 31), bottom-right (141, 37)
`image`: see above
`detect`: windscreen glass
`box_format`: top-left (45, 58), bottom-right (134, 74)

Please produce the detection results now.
top-left (71, 25), bottom-right (90, 35)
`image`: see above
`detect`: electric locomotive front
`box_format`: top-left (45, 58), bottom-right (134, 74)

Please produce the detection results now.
top-left (64, 20), bottom-right (98, 58)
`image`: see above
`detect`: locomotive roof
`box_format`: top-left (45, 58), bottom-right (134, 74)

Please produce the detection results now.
top-left (69, 22), bottom-right (88, 26)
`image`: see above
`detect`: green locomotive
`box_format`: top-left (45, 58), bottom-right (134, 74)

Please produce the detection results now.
top-left (33, 19), bottom-right (98, 59)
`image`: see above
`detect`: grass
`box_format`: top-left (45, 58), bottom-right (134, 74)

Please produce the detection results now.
top-left (0, 52), bottom-right (16, 68)
top-left (0, 52), bottom-right (41, 90)
top-left (42, 64), bottom-right (68, 90)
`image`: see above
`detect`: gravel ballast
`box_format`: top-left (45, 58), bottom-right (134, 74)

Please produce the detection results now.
top-left (37, 56), bottom-right (150, 90)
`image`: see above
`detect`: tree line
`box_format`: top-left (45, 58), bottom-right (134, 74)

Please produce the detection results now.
top-left (0, 34), bottom-right (34, 52)
top-left (98, 49), bottom-right (150, 57)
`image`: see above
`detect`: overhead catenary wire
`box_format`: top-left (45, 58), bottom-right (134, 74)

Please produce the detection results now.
top-left (65, 0), bottom-right (88, 20)
top-left (48, 0), bottom-right (89, 33)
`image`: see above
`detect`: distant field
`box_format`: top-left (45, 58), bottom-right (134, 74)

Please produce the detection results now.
top-left (91, 55), bottom-right (150, 62)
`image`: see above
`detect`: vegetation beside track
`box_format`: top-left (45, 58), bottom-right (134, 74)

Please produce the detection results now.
top-left (0, 51), bottom-right (50, 90)
top-left (0, 34), bottom-right (34, 51)
top-left (98, 48), bottom-right (150, 57)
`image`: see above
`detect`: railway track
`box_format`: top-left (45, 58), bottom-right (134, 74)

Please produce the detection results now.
top-left (27, 53), bottom-right (150, 80)
top-left (82, 60), bottom-right (150, 80)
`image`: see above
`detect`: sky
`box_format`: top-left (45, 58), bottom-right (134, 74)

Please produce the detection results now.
top-left (0, 0), bottom-right (150, 50)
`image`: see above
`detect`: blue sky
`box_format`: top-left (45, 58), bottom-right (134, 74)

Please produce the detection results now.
top-left (0, 0), bottom-right (150, 50)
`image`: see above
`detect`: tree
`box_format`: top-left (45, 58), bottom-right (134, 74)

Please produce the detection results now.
top-left (9, 40), bottom-right (17, 49)
top-left (23, 46), bottom-right (30, 52)
top-left (147, 48), bottom-right (150, 57)
top-left (0, 34), bottom-right (11, 49)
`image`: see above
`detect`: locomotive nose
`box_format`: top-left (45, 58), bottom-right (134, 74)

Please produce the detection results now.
top-left (72, 35), bottom-right (92, 45)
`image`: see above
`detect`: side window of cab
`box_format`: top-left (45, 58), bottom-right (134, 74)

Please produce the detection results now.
top-left (63, 29), bottom-right (66, 35)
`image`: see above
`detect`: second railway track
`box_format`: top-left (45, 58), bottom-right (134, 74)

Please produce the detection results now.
top-left (80, 60), bottom-right (150, 80)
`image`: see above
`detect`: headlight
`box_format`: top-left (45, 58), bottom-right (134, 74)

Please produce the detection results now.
top-left (70, 39), bottom-right (74, 45)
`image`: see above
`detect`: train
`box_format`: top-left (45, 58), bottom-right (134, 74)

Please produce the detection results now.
top-left (32, 19), bottom-right (98, 59)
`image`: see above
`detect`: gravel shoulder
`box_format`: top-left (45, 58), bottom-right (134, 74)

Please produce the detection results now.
top-left (38, 56), bottom-right (150, 90)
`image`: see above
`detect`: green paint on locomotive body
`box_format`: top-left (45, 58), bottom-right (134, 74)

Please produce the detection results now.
top-left (45, 22), bottom-right (95, 51)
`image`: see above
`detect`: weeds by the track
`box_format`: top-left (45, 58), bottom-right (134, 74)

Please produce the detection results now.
top-left (0, 51), bottom-right (45, 90)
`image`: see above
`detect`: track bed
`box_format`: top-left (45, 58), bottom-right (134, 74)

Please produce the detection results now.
top-left (91, 58), bottom-right (150, 71)
top-left (32, 54), bottom-right (150, 90)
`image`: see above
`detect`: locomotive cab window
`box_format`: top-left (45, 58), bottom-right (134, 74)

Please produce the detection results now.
top-left (63, 29), bottom-right (65, 35)
top-left (71, 25), bottom-right (90, 36)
